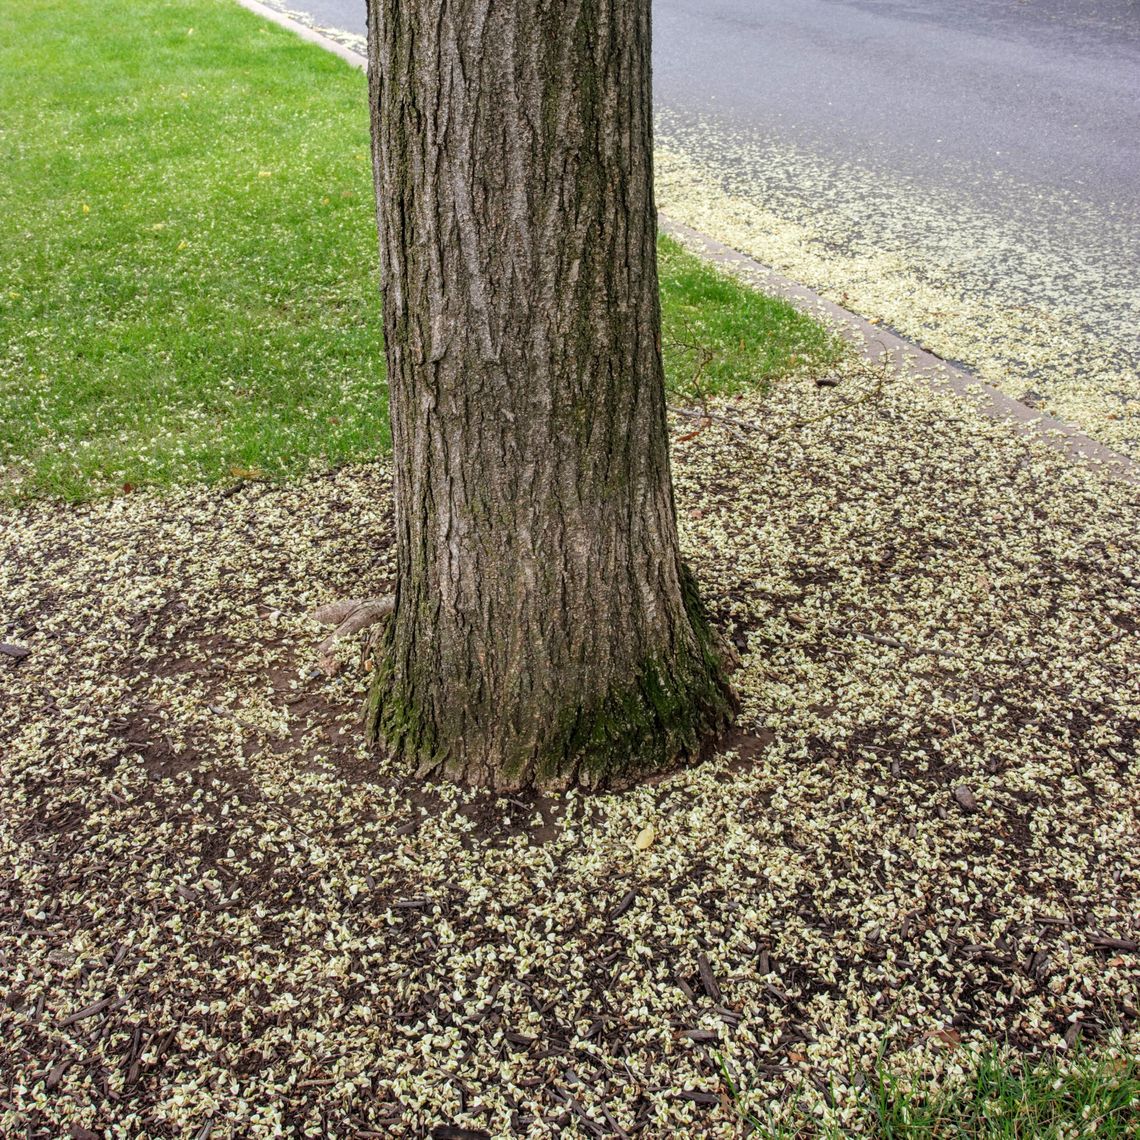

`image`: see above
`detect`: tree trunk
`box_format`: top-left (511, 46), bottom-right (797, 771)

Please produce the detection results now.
top-left (365, 0), bottom-right (735, 791)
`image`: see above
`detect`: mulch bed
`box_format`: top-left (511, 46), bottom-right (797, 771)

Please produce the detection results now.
top-left (2, 364), bottom-right (1138, 1136)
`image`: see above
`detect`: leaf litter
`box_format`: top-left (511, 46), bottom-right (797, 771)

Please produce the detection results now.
top-left (654, 114), bottom-right (1140, 461)
top-left (2, 354), bottom-right (1138, 1136)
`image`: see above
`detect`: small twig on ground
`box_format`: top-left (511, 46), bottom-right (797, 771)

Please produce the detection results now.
top-left (669, 406), bottom-right (761, 441)
top-left (670, 358), bottom-right (892, 450)
top-left (664, 316), bottom-right (717, 409)
top-left (1095, 628), bottom-right (1131, 652)
top-left (829, 625), bottom-right (958, 659)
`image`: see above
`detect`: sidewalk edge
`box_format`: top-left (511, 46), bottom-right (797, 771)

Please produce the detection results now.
top-left (660, 219), bottom-right (1138, 486)
top-left (232, 0), bottom-right (366, 70)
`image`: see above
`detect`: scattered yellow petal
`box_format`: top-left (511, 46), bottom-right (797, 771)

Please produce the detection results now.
top-left (633, 824), bottom-right (656, 851)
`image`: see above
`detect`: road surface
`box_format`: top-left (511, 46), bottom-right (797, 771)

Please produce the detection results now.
top-left (297, 0), bottom-right (1138, 201)
top-left (265, 0), bottom-right (1140, 457)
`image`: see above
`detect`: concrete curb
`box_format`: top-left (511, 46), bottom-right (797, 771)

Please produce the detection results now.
top-left (661, 220), bottom-right (1138, 486)
top-left (232, 0), bottom-right (365, 70)
top-left (231, 0), bottom-right (1138, 488)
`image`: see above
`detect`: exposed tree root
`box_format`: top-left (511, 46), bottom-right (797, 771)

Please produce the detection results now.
top-left (310, 596), bottom-right (394, 673)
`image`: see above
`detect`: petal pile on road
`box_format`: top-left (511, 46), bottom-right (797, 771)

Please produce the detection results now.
top-left (655, 129), bottom-right (1140, 462)
top-left (2, 364), bottom-right (1138, 1137)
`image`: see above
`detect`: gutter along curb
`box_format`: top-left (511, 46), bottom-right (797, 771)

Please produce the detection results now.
top-left (660, 219), bottom-right (1139, 486)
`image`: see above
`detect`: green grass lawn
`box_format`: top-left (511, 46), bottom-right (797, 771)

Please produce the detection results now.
top-left (857, 1047), bottom-right (1140, 1140)
top-left (0, 0), bottom-right (387, 499)
top-left (0, 0), bottom-right (842, 500)
top-left (724, 1046), bottom-right (1140, 1138)
top-left (659, 236), bottom-right (842, 403)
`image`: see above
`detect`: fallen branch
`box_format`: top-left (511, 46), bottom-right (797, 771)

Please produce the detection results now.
top-left (1090, 935), bottom-right (1138, 952)
top-left (669, 405), bottom-right (760, 441)
top-left (829, 625), bottom-right (958, 659)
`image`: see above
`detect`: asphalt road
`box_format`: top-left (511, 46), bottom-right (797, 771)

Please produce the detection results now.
top-left (281, 0), bottom-right (364, 39)
top-left (284, 0), bottom-right (1138, 201)
top-left (655, 0), bottom-right (1139, 201)
top-left (270, 0), bottom-right (1140, 455)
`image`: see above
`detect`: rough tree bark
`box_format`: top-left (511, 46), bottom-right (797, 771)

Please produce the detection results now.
top-left (365, 0), bottom-right (736, 790)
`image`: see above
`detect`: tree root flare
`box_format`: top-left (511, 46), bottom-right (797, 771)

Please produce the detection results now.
top-left (310, 595), bottom-right (395, 674)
